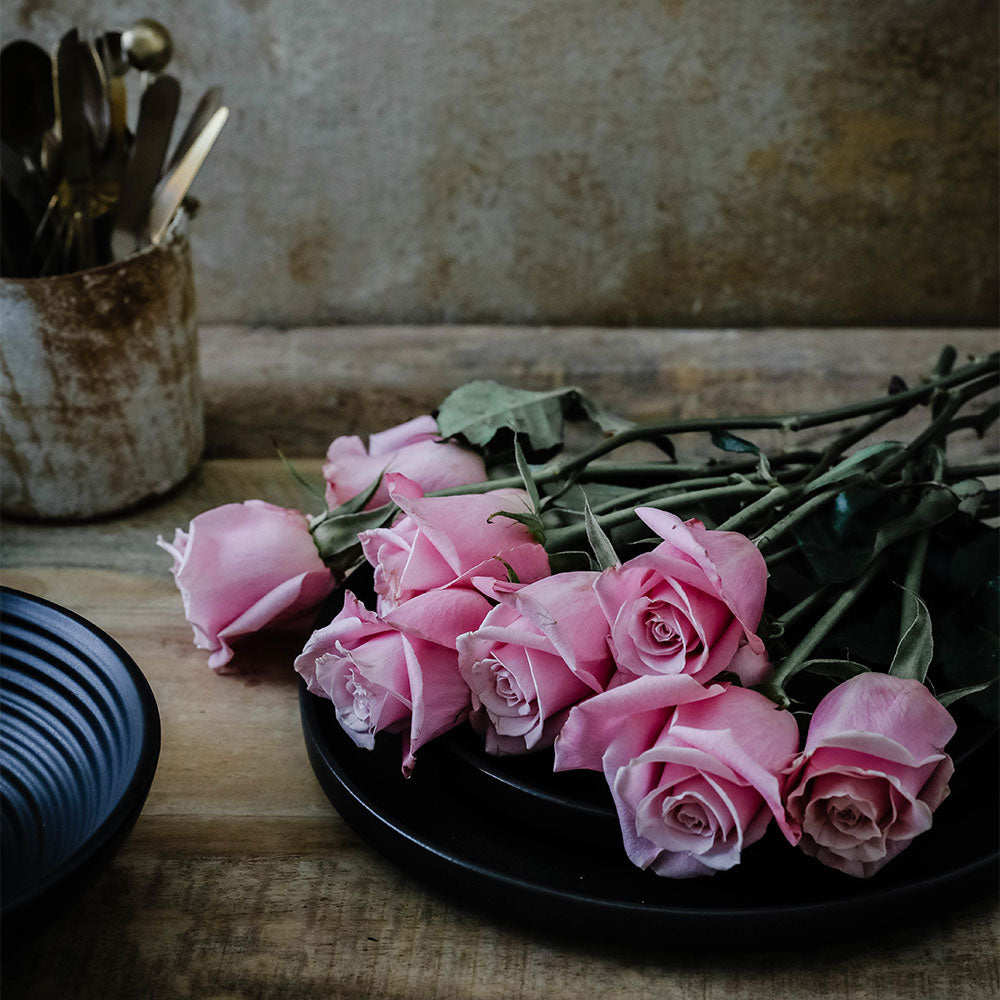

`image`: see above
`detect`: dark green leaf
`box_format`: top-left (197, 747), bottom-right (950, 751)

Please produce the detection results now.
top-left (889, 593), bottom-right (933, 682)
top-left (651, 435), bottom-right (676, 462)
top-left (551, 482), bottom-right (638, 512)
top-left (803, 442), bottom-right (902, 495)
top-left (573, 392), bottom-right (634, 435)
top-left (489, 509), bottom-right (546, 544)
top-left (492, 556), bottom-right (521, 584)
top-left (938, 680), bottom-right (996, 709)
top-left (584, 498), bottom-right (620, 570)
top-left (952, 478), bottom-right (987, 516)
top-left (336, 470), bottom-right (386, 515)
top-left (783, 657), bottom-right (871, 685)
top-left (273, 440), bottom-right (326, 504)
top-left (513, 435), bottom-right (541, 513)
top-left (435, 380), bottom-right (631, 452)
top-left (436, 381), bottom-right (569, 450)
top-left (310, 504), bottom-right (396, 574)
top-left (794, 483), bottom-right (962, 584)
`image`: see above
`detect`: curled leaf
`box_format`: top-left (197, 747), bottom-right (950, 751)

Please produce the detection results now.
top-left (889, 593), bottom-right (934, 682)
top-left (583, 497), bottom-right (620, 570)
top-left (435, 380), bottom-right (631, 452)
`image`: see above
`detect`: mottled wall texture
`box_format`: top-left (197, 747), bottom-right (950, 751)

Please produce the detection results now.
top-left (9, 0), bottom-right (999, 326)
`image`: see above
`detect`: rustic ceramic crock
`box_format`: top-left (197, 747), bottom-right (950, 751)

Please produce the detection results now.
top-left (1, 217), bottom-right (203, 520)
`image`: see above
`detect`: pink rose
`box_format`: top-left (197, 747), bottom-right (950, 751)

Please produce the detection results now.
top-left (783, 672), bottom-right (956, 878)
top-left (157, 500), bottom-right (336, 671)
top-left (295, 590), bottom-right (474, 775)
top-left (594, 507), bottom-right (770, 686)
top-left (457, 572), bottom-right (616, 755)
top-left (323, 414), bottom-right (486, 509)
top-left (554, 675), bottom-right (800, 877)
top-left (359, 480), bottom-right (550, 614)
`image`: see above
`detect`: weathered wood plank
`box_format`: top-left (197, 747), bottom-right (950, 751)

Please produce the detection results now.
top-left (198, 326), bottom-right (998, 457)
top-left (4, 813), bottom-right (997, 1000)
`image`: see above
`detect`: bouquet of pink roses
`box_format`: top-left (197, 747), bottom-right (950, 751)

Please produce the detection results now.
top-left (159, 346), bottom-right (998, 881)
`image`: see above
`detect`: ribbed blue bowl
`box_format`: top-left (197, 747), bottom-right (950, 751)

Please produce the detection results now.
top-left (0, 588), bottom-right (160, 935)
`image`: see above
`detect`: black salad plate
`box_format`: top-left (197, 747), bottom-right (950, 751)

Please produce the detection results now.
top-left (300, 683), bottom-right (999, 951)
top-left (0, 588), bottom-right (160, 939)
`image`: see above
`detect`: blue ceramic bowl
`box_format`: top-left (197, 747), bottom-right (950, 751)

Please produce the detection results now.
top-left (0, 588), bottom-right (160, 936)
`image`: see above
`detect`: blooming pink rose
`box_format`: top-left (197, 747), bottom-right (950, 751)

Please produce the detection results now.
top-left (323, 414), bottom-right (486, 509)
top-left (295, 590), bottom-right (473, 775)
top-left (594, 507), bottom-right (770, 686)
top-left (157, 500), bottom-right (336, 671)
top-left (554, 675), bottom-right (800, 877)
top-left (457, 571), bottom-right (616, 755)
top-left (359, 480), bottom-right (550, 614)
top-left (783, 672), bottom-right (956, 878)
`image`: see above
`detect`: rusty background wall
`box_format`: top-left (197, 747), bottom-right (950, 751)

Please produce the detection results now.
top-left (7, 0), bottom-right (998, 327)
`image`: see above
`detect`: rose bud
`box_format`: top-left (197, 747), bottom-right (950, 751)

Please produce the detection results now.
top-left (157, 500), bottom-right (336, 671)
top-left (323, 414), bottom-right (486, 510)
top-left (783, 671), bottom-right (957, 877)
top-left (555, 674), bottom-right (800, 877)
top-left (457, 571), bottom-right (616, 755)
top-left (359, 480), bottom-right (550, 614)
top-left (594, 508), bottom-right (770, 686)
top-left (295, 590), bottom-right (473, 775)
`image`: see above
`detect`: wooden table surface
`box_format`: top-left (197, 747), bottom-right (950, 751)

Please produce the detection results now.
top-left (2, 328), bottom-right (998, 999)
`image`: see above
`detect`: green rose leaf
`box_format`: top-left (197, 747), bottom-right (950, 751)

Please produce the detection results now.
top-left (584, 497), bottom-right (620, 570)
top-left (310, 503), bottom-right (396, 574)
top-left (435, 380), bottom-right (631, 452)
top-left (795, 483), bottom-right (963, 584)
top-left (889, 593), bottom-right (934, 682)
top-left (937, 680), bottom-right (996, 709)
top-left (489, 509), bottom-right (547, 544)
top-left (512, 435), bottom-right (542, 514)
top-left (803, 441), bottom-right (903, 495)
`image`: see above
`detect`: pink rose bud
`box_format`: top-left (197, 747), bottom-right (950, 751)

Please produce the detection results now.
top-left (555, 675), bottom-right (800, 877)
top-left (323, 414), bottom-right (487, 510)
top-left (783, 672), bottom-right (957, 878)
top-left (157, 500), bottom-right (336, 671)
top-left (359, 481), bottom-right (550, 614)
top-left (457, 571), bottom-right (616, 755)
top-left (295, 591), bottom-right (472, 775)
top-left (594, 508), bottom-right (771, 686)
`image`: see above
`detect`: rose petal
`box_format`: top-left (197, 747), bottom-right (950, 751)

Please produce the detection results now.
top-left (383, 587), bottom-right (491, 649)
top-left (553, 674), bottom-right (721, 773)
top-left (634, 508), bottom-right (767, 653)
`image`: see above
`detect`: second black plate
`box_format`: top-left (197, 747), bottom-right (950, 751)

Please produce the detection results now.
top-left (300, 683), bottom-right (998, 951)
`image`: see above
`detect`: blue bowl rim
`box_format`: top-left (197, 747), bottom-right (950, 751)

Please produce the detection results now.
top-left (0, 587), bottom-right (161, 918)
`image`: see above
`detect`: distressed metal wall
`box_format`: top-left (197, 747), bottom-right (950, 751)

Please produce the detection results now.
top-left (9, 0), bottom-right (999, 326)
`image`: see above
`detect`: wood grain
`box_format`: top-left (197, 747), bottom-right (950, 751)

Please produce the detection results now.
top-left (2, 329), bottom-right (997, 999)
top-left (197, 326), bottom-right (999, 459)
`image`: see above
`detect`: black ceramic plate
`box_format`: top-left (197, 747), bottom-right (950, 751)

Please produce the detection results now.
top-left (0, 588), bottom-right (160, 937)
top-left (301, 683), bottom-right (998, 950)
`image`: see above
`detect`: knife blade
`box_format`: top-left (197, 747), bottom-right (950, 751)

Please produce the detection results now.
top-left (148, 104), bottom-right (228, 245)
top-left (111, 72), bottom-right (180, 259)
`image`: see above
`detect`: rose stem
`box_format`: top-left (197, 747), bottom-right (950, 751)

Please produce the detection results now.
top-left (550, 352), bottom-right (999, 477)
top-left (771, 557), bottom-right (886, 688)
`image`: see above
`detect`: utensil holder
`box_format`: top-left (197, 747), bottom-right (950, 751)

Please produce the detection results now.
top-left (1, 217), bottom-right (203, 520)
